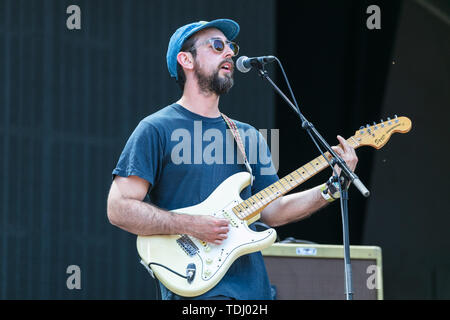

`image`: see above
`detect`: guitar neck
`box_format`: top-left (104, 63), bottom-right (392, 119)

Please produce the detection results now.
top-left (232, 136), bottom-right (361, 221)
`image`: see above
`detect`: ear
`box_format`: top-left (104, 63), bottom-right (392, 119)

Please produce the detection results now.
top-left (176, 52), bottom-right (194, 71)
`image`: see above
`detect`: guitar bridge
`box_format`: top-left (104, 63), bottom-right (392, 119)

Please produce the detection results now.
top-left (176, 235), bottom-right (199, 257)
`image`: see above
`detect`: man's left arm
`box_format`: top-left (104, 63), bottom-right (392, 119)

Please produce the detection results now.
top-left (260, 135), bottom-right (358, 227)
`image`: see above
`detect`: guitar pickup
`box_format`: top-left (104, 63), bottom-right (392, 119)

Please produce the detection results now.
top-left (176, 235), bottom-right (199, 257)
top-left (222, 210), bottom-right (239, 228)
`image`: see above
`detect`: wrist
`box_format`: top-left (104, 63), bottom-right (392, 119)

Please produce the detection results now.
top-left (319, 183), bottom-right (335, 203)
top-left (326, 176), bottom-right (341, 199)
top-left (320, 176), bottom-right (342, 203)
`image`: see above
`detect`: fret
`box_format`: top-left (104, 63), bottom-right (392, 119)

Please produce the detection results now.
top-left (282, 176), bottom-right (295, 189)
top-left (294, 169), bottom-right (306, 181)
top-left (304, 162), bottom-right (317, 173)
top-left (244, 198), bottom-right (258, 212)
top-left (349, 138), bottom-right (359, 149)
top-left (264, 187), bottom-right (277, 202)
top-left (256, 189), bottom-right (268, 203)
top-left (298, 167), bottom-right (309, 179)
top-left (261, 188), bottom-right (272, 203)
top-left (248, 195), bottom-right (262, 210)
top-left (274, 181), bottom-right (287, 194)
top-left (232, 207), bottom-right (244, 219)
top-left (269, 184), bottom-right (283, 197)
top-left (236, 203), bottom-right (246, 216)
top-left (310, 159), bottom-right (321, 170)
top-left (290, 171), bottom-right (302, 184)
top-left (318, 155), bottom-right (328, 167)
top-left (291, 172), bottom-right (302, 184)
top-left (241, 200), bottom-right (251, 212)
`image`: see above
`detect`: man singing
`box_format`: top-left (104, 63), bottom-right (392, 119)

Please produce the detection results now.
top-left (107, 19), bottom-right (358, 300)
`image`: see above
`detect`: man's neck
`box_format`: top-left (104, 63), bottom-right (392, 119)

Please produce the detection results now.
top-left (177, 84), bottom-right (221, 118)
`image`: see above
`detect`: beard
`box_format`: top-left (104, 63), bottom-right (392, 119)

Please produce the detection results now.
top-left (194, 60), bottom-right (234, 96)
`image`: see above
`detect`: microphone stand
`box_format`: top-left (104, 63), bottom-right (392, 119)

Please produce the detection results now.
top-left (253, 63), bottom-right (370, 300)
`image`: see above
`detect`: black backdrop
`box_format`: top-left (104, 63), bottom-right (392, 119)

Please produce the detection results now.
top-left (1, 0), bottom-right (449, 300)
top-left (274, 0), bottom-right (403, 245)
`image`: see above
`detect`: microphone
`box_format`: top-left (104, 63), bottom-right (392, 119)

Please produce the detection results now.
top-left (236, 55), bottom-right (276, 73)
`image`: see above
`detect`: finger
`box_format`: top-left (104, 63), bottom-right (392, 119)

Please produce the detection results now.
top-left (216, 218), bottom-right (230, 226)
top-left (219, 233), bottom-right (228, 239)
top-left (337, 135), bottom-right (353, 153)
top-left (215, 228), bottom-right (229, 237)
top-left (332, 146), bottom-right (344, 156)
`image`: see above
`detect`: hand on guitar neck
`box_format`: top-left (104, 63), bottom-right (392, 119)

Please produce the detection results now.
top-left (331, 135), bottom-right (358, 176)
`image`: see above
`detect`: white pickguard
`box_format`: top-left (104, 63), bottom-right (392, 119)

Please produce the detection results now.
top-left (191, 199), bottom-right (274, 282)
top-left (136, 172), bottom-right (277, 297)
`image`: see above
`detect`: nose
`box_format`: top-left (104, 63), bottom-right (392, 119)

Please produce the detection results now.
top-left (223, 43), bottom-right (235, 58)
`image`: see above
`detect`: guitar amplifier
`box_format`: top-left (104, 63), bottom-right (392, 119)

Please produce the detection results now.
top-left (261, 243), bottom-right (383, 300)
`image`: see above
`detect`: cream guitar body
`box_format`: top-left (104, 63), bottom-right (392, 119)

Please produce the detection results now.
top-left (136, 172), bottom-right (277, 297)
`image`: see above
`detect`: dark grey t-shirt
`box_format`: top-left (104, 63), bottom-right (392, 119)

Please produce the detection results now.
top-left (112, 103), bottom-right (279, 299)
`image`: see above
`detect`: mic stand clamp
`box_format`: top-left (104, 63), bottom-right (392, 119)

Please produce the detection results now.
top-left (254, 63), bottom-right (369, 300)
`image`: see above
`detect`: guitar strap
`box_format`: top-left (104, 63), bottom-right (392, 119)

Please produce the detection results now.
top-left (221, 113), bottom-right (254, 186)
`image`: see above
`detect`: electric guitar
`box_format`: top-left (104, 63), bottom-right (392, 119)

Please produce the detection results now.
top-left (137, 116), bottom-right (412, 297)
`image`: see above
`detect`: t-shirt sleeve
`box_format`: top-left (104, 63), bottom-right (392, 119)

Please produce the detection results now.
top-left (250, 130), bottom-right (279, 195)
top-left (112, 120), bottom-right (163, 188)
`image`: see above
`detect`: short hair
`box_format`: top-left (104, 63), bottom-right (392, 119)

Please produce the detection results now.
top-left (176, 34), bottom-right (199, 91)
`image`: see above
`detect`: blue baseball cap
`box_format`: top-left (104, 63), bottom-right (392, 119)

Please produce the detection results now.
top-left (166, 19), bottom-right (240, 80)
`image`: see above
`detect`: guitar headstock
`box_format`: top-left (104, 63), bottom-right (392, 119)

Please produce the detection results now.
top-left (352, 115), bottom-right (412, 149)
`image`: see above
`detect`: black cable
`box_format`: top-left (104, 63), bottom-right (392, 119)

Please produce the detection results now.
top-left (140, 261), bottom-right (191, 300)
top-left (148, 262), bottom-right (189, 280)
top-left (274, 57), bottom-right (300, 115)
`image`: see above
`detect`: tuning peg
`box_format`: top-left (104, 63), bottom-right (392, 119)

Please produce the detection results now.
top-left (387, 117), bottom-right (392, 125)
top-left (373, 122), bottom-right (378, 130)
top-left (380, 119), bottom-right (385, 128)
top-left (395, 115), bottom-right (399, 123)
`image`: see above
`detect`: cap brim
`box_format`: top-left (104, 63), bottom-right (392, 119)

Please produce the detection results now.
top-left (190, 19), bottom-right (240, 41)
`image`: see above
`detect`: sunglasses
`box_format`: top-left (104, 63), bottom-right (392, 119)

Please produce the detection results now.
top-left (190, 38), bottom-right (239, 56)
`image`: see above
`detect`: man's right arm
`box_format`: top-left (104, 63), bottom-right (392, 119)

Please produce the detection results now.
top-left (107, 175), bottom-right (229, 244)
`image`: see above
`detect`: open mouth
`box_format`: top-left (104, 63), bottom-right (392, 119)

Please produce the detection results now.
top-left (220, 62), bottom-right (233, 72)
